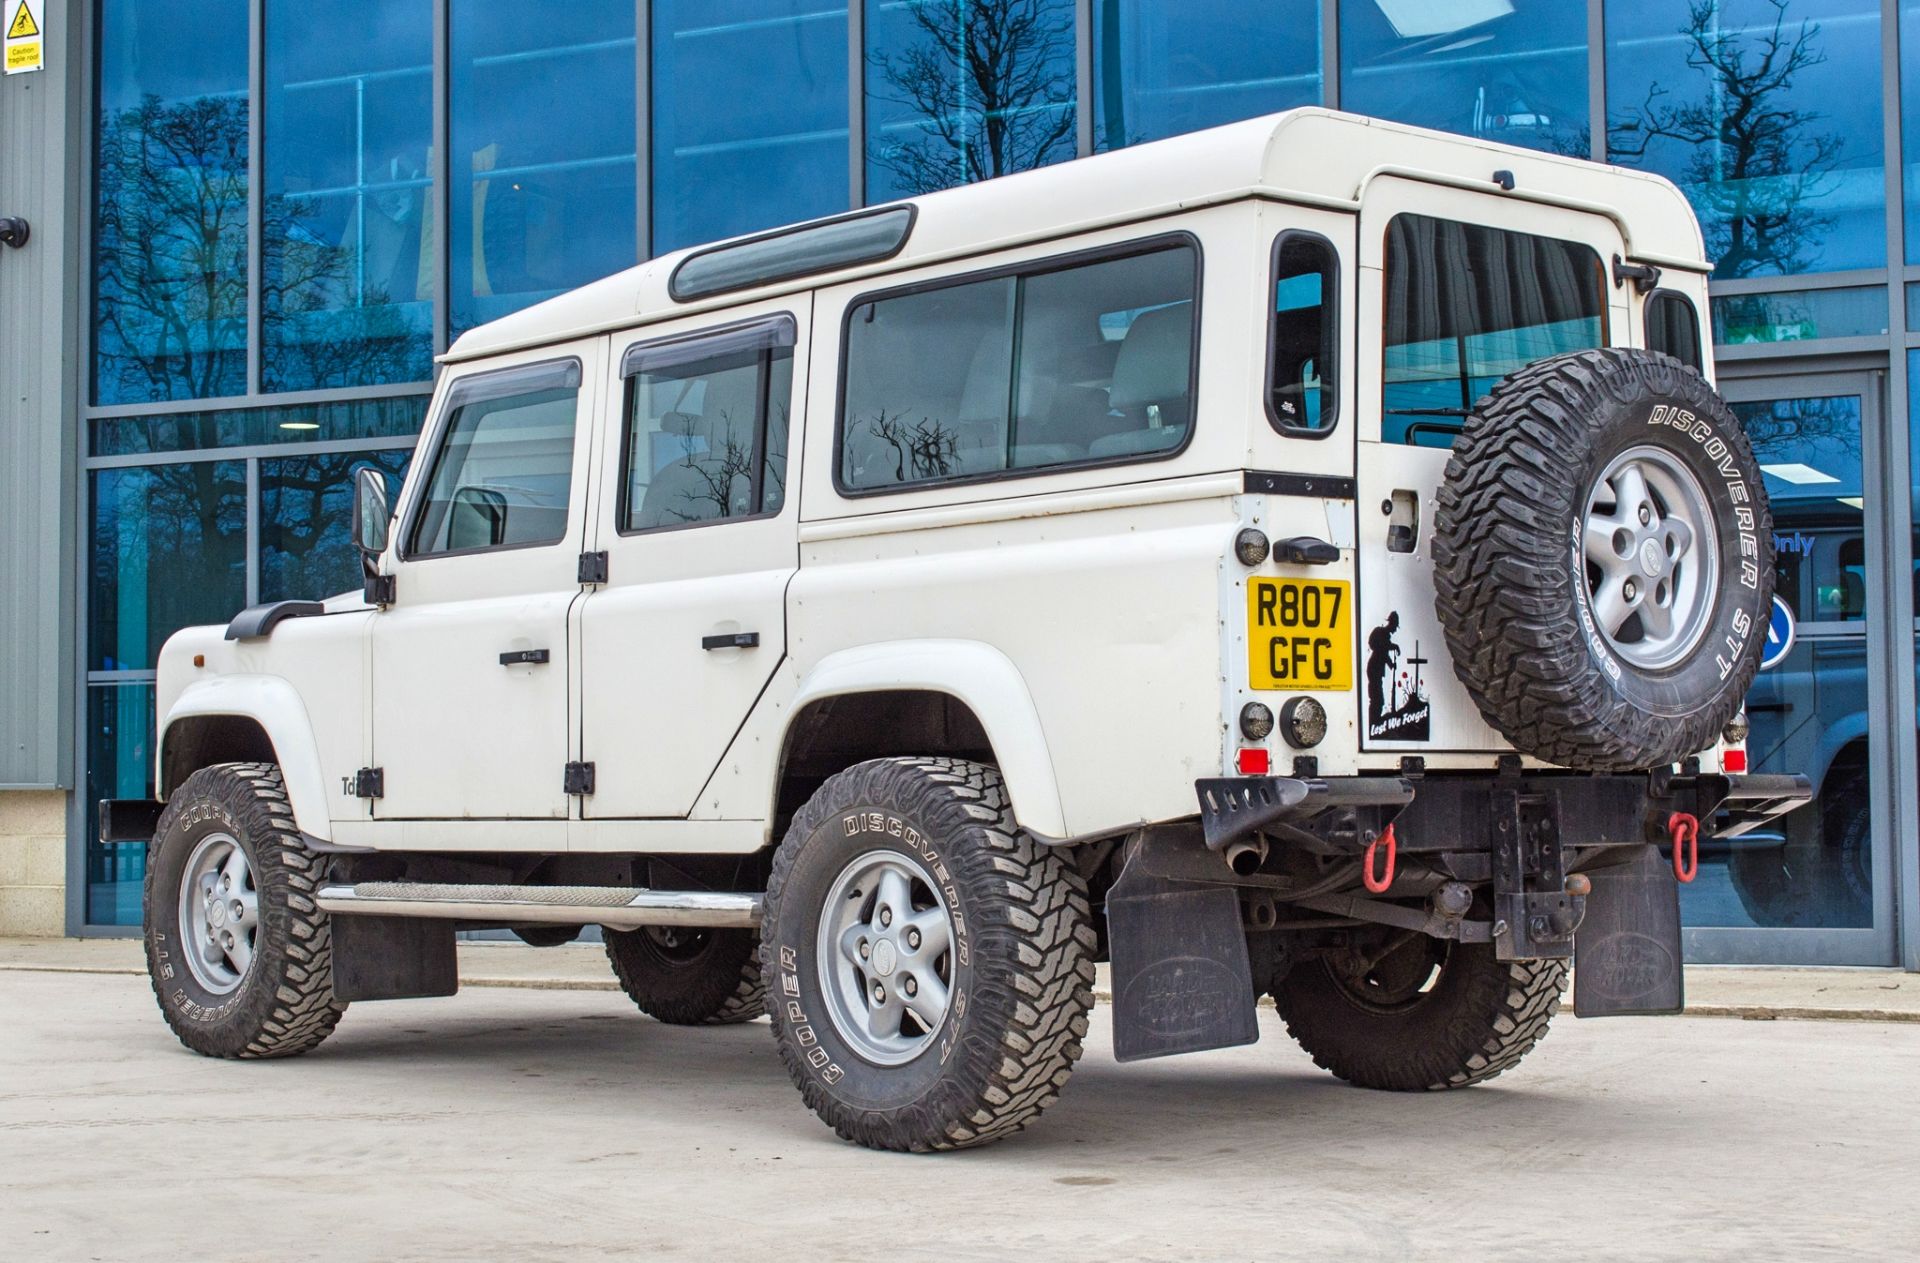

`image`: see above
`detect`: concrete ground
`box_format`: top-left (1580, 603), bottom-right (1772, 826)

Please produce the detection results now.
top-left (2, 950), bottom-right (1918, 1261)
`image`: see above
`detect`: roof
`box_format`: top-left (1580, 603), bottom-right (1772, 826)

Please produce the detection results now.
top-left (445, 108), bottom-right (1707, 364)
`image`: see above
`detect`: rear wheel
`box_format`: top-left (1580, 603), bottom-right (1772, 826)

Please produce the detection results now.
top-left (1272, 931), bottom-right (1565, 1091)
top-left (604, 926), bottom-right (765, 1025)
top-left (760, 757), bottom-right (1096, 1152)
top-left (143, 762), bottom-right (346, 1059)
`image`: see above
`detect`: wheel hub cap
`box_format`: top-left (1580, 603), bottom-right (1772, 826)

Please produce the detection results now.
top-left (177, 832), bottom-right (260, 995)
top-left (816, 850), bottom-right (956, 1066)
top-left (1581, 445), bottom-right (1720, 670)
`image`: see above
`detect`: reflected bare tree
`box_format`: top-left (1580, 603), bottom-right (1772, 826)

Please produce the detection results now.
top-left (1608, 0), bottom-right (1843, 277)
top-left (869, 0), bottom-right (1076, 195)
top-left (861, 411), bottom-right (961, 484)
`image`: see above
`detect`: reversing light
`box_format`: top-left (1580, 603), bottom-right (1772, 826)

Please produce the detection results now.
top-left (1236, 747), bottom-right (1271, 776)
top-left (1279, 697), bottom-right (1328, 749)
top-left (1239, 702), bottom-right (1275, 741)
top-left (1722, 712), bottom-right (1750, 745)
top-left (1234, 527), bottom-right (1270, 567)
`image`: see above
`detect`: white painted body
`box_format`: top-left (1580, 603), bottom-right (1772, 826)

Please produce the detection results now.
top-left (153, 109), bottom-right (1714, 854)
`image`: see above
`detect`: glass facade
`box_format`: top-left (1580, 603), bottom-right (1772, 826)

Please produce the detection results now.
top-left (651, 2), bottom-right (850, 253)
top-left (1607, 0), bottom-right (1886, 278)
top-left (1093, 1), bottom-right (1321, 149)
top-left (74, 2), bottom-right (1920, 958)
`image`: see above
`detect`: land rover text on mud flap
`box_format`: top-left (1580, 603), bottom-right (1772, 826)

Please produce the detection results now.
top-left (105, 109), bottom-right (1811, 1152)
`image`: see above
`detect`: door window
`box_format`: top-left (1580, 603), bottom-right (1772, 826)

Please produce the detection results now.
top-left (839, 240), bottom-right (1199, 491)
top-left (1382, 214), bottom-right (1607, 446)
top-left (1646, 290), bottom-right (1704, 371)
top-left (407, 360), bottom-right (583, 557)
top-left (620, 317), bottom-right (795, 532)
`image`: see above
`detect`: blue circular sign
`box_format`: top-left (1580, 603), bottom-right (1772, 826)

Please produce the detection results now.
top-left (1760, 595), bottom-right (1795, 671)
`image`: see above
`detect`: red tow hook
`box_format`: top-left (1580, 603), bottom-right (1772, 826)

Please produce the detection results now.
top-left (1363, 823), bottom-right (1398, 893)
top-left (1667, 811), bottom-right (1700, 883)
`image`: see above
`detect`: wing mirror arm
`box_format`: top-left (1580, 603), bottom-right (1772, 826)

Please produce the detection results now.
top-left (352, 467), bottom-right (396, 606)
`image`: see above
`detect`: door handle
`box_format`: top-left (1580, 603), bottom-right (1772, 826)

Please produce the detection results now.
top-left (702, 632), bottom-right (760, 651)
top-left (499, 649), bottom-right (551, 666)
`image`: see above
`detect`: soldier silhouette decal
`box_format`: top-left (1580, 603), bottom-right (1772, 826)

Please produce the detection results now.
top-left (1365, 612), bottom-right (1431, 742)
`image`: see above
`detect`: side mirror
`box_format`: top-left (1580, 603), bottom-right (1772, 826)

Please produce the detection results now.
top-left (352, 466), bottom-right (391, 576)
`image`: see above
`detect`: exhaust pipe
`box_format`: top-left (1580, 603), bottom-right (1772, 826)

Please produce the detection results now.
top-left (1224, 837), bottom-right (1268, 877)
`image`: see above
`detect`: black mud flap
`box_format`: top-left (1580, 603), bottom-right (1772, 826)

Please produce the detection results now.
top-left (331, 915), bottom-right (458, 1002)
top-left (1107, 840), bottom-right (1259, 1062)
top-left (1573, 844), bottom-right (1684, 1017)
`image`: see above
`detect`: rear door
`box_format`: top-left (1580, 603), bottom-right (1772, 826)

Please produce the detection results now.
top-left (1354, 176), bottom-right (1631, 754)
top-left (575, 300), bottom-right (805, 817)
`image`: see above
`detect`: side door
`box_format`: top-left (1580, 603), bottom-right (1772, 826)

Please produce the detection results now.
top-left (576, 303), bottom-right (804, 818)
top-left (1353, 177), bottom-right (1632, 754)
top-left (370, 349), bottom-right (600, 822)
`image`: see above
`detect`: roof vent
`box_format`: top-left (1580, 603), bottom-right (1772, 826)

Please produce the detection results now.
top-left (669, 205), bottom-right (916, 302)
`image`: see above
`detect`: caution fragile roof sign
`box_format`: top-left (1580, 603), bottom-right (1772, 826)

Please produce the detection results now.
top-left (5, 0), bottom-right (43, 76)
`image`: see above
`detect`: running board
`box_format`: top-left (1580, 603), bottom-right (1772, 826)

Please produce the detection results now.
top-left (316, 882), bottom-right (762, 929)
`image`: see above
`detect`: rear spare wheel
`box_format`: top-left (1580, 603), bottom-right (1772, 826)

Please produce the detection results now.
top-left (1433, 348), bottom-right (1773, 770)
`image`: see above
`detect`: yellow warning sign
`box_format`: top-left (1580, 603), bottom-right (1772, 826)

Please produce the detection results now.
top-left (3, 0), bottom-right (41, 75)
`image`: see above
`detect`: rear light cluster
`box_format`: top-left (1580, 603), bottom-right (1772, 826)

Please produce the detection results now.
top-left (1720, 712), bottom-right (1749, 774)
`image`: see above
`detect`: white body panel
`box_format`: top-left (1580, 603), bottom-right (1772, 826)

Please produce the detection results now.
top-left (148, 109), bottom-right (1716, 853)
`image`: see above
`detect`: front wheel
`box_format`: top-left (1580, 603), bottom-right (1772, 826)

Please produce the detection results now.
top-left (760, 757), bottom-right (1097, 1152)
top-left (1272, 932), bottom-right (1565, 1091)
top-left (143, 762), bottom-right (346, 1059)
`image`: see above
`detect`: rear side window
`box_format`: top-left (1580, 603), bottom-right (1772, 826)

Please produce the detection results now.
top-left (1382, 214), bottom-right (1606, 447)
top-left (839, 240), bottom-right (1198, 492)
top-left (620, 317), bottom-right (795, 532)
top-left (1646, 290), bottom-right (1703, 371)
top-left (408, 360), bottom-right (582, 557)
top-left (1268, 232), bottom-right (1339, 434)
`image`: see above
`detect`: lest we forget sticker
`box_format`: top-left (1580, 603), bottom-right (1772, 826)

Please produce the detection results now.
top-left (1365, 612), bottom-right (1431, 742)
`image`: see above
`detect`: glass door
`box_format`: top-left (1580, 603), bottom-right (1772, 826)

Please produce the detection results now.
top-left (1685, 371), bottom-right (1898, 965)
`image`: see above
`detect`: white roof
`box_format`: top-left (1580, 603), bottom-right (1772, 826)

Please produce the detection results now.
top-left (446, 108), bottom-right (1707, 364)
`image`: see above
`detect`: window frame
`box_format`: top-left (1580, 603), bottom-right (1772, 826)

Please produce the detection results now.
top-left (613, 313), bottom-right (799, 538)
top-left (1645, 288), bottom-right (1704, 372)
top-left (398, 356), bottom-right (585, 562)
top-left (1264, 229), bottom-right (1341, 438)
top-left (831, 231), bottom-right (1204, 499)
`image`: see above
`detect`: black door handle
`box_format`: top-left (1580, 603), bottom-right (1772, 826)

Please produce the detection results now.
top-left (702, 632), bottom-right (760, 651)
top-left (499, 648), bottom-right (551, 665)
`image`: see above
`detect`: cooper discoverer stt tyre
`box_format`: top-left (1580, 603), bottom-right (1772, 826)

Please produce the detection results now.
top-left (143, 762), bottom-right (346, 1059)
top-left (760, 758), bottom-right (1096, 1152)
top-left (604, 926), bottom-right (766, 1025)
top-left (1433, 347), bottom-right (1774, 770)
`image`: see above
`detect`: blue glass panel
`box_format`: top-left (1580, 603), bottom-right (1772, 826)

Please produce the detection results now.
top-left (1607, 0), bottom-right (1885, 277)
top-left (1901, 4), bottom-right (1920, 263)
top-left (85, 684), bottom-right (157, 927)
top-left (652, 2), bottom-right (850, 253)
top-left (90, 462), bottom-right (248, 671)
top-left (93, 395), bottom-right (428, 457)
top-left (263, 1), bottom-right (434, 390)
top-left (1685, 393), bottom-right (1873, 929)
top-left (865, 0), bottom-right (1078, 200)
top-left (94, 0), bottom-right (250, 405)
top-left (260, 449), bottom-right (414, 602)
top-left (450, 1), bottom-right (638, 336)
top-left (1340, 0), bottom-right (1587, 156)
top-left (1093, 0), bottom-right (1320, 150)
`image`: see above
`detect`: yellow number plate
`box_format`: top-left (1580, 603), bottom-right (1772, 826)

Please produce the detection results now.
top-left (1248, 578), bottom-right (1352, 691)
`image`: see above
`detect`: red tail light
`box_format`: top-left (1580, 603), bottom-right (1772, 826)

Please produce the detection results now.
top-left (1236, 748), bottom-right (1271, 776)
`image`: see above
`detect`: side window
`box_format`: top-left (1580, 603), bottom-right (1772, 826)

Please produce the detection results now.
top-left (1646, 289), bottom-right (1704, 371)
top-left (621, 317), bottom-right (794, 532)
top-left (1268, 232), bottom-right (1338, 434)
top-left (1382, 214), bottom-right (1606, 447)
top-left (839, 241), bottom-right (1198, 492)
top-left (407, 360), bottom-right (582, 556)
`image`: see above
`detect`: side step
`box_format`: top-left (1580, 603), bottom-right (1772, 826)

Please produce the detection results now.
top-left (316, 882), bottom-right (762, 930)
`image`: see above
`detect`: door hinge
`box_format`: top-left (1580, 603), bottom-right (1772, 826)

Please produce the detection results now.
top-left (578, 551), bottom-right (609, 585)
top-left (364, 574), bottom-right (396, 606)
top-left (348, 767), bottom-right (384, 799)
top-left (564, 761), bottom-right (596, 795)
top-left (1612, 253), bottom-right (1663, 295)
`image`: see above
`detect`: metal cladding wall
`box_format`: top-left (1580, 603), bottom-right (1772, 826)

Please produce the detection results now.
top-left (0, 0), bottom-right (77, 788)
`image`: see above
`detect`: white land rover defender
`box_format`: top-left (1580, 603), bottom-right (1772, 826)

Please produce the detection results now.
top-left (107, 109), bottom-right (1810, 1152)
